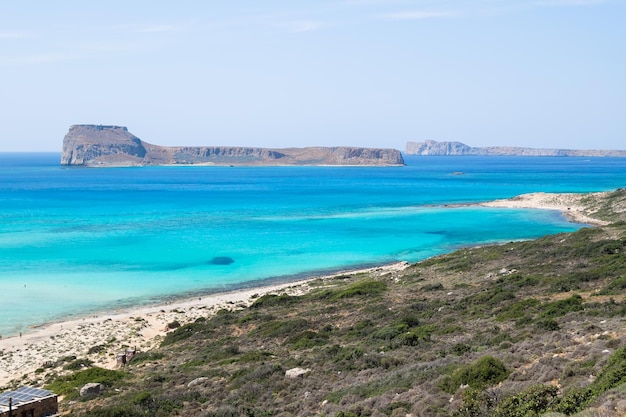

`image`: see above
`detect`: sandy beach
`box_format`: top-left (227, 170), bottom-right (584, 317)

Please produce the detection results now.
top-left (0, 262), bottom-right (408, 388)
top-left (479, 191), bottom-right (611, 226)
top-left (0, 191), bottom-right (610, 388)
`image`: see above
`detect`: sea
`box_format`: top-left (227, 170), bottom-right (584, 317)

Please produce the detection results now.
top-left (1, 153), bottom-right (625, 337)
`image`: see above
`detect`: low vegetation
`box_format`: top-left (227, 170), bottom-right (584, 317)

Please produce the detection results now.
top-left (13, 190), bottom-right (626, 415)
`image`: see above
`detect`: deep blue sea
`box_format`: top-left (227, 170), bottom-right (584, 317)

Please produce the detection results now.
top-left (1, 153), bottom-right (625, 337)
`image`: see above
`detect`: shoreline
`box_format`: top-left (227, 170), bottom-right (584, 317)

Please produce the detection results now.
top-left (0, 190), bottom-right (611, 388)
top-left (478, 191), bottom-right (610, 226)
top-left (0, 262), bottom-right (408, 387)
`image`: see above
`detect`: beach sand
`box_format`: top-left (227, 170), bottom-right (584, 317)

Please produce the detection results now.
top-left (479, 191), bottom-right (610, 226)
top-left (0, 262), bottom-right (408, 387)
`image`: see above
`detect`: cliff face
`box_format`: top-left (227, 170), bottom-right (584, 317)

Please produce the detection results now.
top-left (61, 125), bottom-right (147, 165)
top-left (61, 125), bottom-right (405, 166)
top-left (405, 140), bottom-right (626, 157)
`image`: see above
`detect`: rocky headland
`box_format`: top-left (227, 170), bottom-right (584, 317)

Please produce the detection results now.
top-left (61, 125), bottom-right (405, 166)
top-left (405, 139), bottom-right (626, 157)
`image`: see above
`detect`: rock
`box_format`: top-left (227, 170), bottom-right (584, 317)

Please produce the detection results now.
top-left (80, 382), bottom-right (104, 397)
top-left (405, 140), bottom-right (626, 157)
top-left (187, 377), bottom-right (209, 388)
top-left (285, 367), bottom-right (311, 378)
top-left (209, 256), bottom-right (234, 265)
top-left (61, 125), bottom-right (405, 167)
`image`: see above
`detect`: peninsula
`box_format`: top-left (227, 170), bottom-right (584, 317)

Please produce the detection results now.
top-left (405, 139), bottom-right (626, 157)
top-left (61, 125), bottom-right (405, 166)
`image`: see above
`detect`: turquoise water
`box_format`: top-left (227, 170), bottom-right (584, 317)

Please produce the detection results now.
top-left (1, 153), bottom-right (625, 336)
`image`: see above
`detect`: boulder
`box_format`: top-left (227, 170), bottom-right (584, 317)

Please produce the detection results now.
top-left (285, 367), bottom-right (311, 378)
top-left (80, 382), bottom-right (104, 397)
top-left (187, 377), bottom-right (209, 388)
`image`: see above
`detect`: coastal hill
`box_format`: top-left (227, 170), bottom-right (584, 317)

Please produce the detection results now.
top-left (406, 139), bottom-right (626, 157)
top-left (14, 188), bottom-right (625, 416)
top-left (61, 125), bottom-right (405, 166)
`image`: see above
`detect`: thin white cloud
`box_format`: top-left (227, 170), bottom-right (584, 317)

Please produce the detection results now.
top-left (382, 10), bottom-right (458, 20)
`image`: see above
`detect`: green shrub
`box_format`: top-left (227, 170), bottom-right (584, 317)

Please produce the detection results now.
top-left (550, 345), bottom-right (626, 414)
top-left (535, 318), bottom-right (560, 331)
top-left (588, 343), bottom-right (626, 395)
top-left (456, 287), bottom-right (516, 315)
top-left (63, 358), bottom-right (94, 370)
top-left (398, 313), bottom-right (421, 328)
top-left (495, 384), bottom-right (558, 417)
top-left (551, 387), bottom-right (593, 415)
top-left (161, 319), bottom-right (211, 346)
top-left (397, 331), bottom-right (421, 346)
top-left (347, 319), bottom-right (376, 337)
top-left (421, 283), bottom-right (444, 292)
top-left (237, 311), bottom-right (274, 324)
top-left (82, 406), bottom-right (145, 417)
top-left (602, 276), bottom-right (626, 293)
top-left (285, 330), bottom-right (329, 348)
top-left (333, 280), bottom-right (388, 299)
top-left (130, 351), bottom-right (164, 364)
top-left (328, 345), bottom-right (364, 364)
top-left (254, 318), bottom-right (309, 338)
top-left (539, 294), bottom-right (584, 319)
top-left (238, 350), bottom-right (274, 363)
top-left (410, 324), bottom-right (436, 341)
top-left (497, 298), bottom-right (540, 321)
top-left (132, 391), bottom-right (152, 406)
top-left (372, 324), bottom-right (408, 341)
top-left (166, 320), bottom-right (181, 329)
top-left (452, 343), bottom-right (471, 356)
top-left (250, 293), bottom-right (298, 309)
top-left (46, 367), bottom-right (126, 398)
top-left (453, 388), bottom-right (495, 417)
top-left (87, 344), bottom-right (106, 354)
top-left (441, 356), bottom-right (510, 393)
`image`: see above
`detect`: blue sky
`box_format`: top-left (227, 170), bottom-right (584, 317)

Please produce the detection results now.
top-left (1, 0), bottom-right (624, 152)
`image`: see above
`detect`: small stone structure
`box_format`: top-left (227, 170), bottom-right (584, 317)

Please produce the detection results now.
top-left (116, 347), bottom-right (138, 367)
top-left (0, 386), bottom-right (58, 417)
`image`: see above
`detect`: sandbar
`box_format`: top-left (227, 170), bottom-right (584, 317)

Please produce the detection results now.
top-left (479, 191), bottom-right (610, 226)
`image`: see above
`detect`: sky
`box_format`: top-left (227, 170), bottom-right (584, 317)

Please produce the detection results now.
top-left (0, 0), bottom-right (624, 152)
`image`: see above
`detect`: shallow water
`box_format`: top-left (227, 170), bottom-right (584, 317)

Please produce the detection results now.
top-left (1, 154), bottom-right (625, 336)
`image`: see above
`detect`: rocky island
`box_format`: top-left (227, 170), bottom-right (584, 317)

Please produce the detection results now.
top-left (406, 139), bottom-right (626, 157)
top-left (61, 125), bottom-right (405, 166)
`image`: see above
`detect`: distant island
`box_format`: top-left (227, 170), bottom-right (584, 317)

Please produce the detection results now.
top-left (60, 125), bottom-right (405, 167)
top-left (405, 140), bottom-right (626, 157)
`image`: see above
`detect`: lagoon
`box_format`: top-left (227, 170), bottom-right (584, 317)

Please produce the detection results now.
top-left (1, 153), bottom-right (625, 336)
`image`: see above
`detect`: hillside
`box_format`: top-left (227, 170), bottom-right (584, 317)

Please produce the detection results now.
top-left (405, 140), bottom-right (626, 157)
top-left (5, 189), bottom-right (626, 416)
top-left (60, 125), bottom-right (405, 166)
